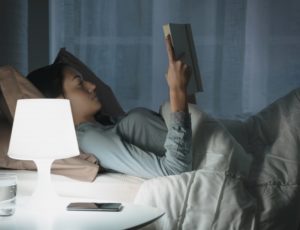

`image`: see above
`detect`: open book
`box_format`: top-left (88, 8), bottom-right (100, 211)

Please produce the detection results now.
top-left (163, 23), bottom-right (203, 94)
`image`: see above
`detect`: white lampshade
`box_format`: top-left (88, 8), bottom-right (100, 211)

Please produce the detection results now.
top-left (8, 99), bottom-right (80, 160)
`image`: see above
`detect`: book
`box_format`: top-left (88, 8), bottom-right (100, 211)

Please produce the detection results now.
top-left (163, 23), bottom-right (203, 94)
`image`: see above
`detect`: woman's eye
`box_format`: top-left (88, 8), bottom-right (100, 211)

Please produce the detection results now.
top-left (77, 79), bottom-right (84, 86)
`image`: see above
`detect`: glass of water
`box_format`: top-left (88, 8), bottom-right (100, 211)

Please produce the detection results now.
top-left (0, 174), bottom-right (17, 216)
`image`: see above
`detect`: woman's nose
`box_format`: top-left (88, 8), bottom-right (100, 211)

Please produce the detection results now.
top-left (86, 81), bottom-right (96, 92)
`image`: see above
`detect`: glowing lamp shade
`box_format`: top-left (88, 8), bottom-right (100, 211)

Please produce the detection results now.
top-left (8, 99), bottom-right (80, 210)
top-left (8, 99), bottom-right (79, 160)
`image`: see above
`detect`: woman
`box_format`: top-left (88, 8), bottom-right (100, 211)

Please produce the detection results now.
top-left (27, 36), bottom-right (192, 179)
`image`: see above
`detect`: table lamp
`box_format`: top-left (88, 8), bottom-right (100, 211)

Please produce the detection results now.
top-left (7, 99), bottom-right (80, 210)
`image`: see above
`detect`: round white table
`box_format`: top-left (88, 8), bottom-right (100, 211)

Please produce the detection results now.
top-left (0, 196), bottom-right (164, 230)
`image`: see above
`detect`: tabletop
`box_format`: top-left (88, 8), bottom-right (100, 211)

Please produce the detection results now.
top-left (0, 196), bottom-right (164, 230)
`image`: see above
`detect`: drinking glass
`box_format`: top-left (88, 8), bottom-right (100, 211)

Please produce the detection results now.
top-left (0, 174), bottom-right (17, 216)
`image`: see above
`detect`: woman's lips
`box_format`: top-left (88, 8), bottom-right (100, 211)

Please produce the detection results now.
top-left (90, 93), bottom-right (97, 100)
top-left (92, 94), bottom-right (98, 101)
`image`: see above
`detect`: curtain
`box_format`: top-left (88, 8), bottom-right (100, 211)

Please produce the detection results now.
top-left (0, 0), bottom-right (28, 75)
top-left (50, 0), bottom-right (300, 118)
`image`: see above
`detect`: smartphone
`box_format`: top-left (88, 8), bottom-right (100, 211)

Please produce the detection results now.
top-left (66, 202), bottom-right (123, 212)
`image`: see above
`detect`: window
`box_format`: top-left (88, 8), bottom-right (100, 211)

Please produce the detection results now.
top-left (50, 0), bottom-right (154, 111)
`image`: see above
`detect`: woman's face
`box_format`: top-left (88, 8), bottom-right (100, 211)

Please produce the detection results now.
top-left (61, 67), bottom-right (102, 123)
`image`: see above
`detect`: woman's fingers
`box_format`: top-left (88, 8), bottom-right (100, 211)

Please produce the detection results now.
top-left (165, 35), bottom-right (176, 63)
top-left (165, 34), bottom-right (191, 94)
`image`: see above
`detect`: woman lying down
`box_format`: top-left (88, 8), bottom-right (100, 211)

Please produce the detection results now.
top-left (27, 35), bottom-right (192, 179)
top-left (27, 36), bottom-right (299, 229)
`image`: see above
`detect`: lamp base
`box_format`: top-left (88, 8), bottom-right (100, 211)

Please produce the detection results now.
top-left (27, 159), bottom-right (64, 213)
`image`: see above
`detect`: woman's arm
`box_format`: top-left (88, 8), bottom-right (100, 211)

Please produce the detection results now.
top-left (77, 119), bottom-right (191, 179)
top-left (165, 35), bottom-right (191, 112)
top-left (162, 35), bottom-right (193, 175)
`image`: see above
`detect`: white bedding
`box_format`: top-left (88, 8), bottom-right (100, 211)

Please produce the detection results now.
top-left (134, 89), bottom-right (300, 230)
top-left (135, 103), bottom-right (255, 229)
top-left (1, 169), bottom-right (145, 203)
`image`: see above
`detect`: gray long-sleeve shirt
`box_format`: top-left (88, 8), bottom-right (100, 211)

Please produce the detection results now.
top-left (75, 108), bottom-right (192, 179)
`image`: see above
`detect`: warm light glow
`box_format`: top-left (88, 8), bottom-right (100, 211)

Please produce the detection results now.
top-left (8, 99), bottom-right (80, 160)
top-left (7, 99), bottom-right (80, 211)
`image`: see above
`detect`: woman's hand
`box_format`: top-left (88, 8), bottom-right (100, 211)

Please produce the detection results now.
top-left (165, 35), bottom-right (191, 112)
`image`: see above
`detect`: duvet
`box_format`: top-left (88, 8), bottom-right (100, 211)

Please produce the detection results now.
top-left (134, 88), bottom-right (300, 230)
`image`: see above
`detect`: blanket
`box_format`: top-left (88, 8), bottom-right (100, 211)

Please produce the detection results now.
top-left (134, 88), bottom-right (300, 230)
top-left (135, 103), bottom-right (255, 229)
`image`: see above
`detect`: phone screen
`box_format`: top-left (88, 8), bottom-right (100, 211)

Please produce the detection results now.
top-left (67, 202), bottom-right (123, 212)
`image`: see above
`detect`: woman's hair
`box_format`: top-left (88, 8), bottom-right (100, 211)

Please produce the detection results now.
top-left (26, 63), bottom-right (69, 98)
top-left (27, 62), bottom-right (115, 125)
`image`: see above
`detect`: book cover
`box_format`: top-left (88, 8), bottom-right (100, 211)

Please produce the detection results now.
top-left (163, 23), bottom-right (203, 94)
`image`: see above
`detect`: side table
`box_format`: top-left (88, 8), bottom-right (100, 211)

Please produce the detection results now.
top-left (0, 196), bottom-right (164, 230)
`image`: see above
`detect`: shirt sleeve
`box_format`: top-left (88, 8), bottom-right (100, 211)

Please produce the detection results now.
top-left (163, 111), bottom-right (192, 174)
top-left (76, 111), bottom-right (192, 179)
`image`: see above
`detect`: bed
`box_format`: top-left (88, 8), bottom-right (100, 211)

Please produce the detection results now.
top-left (1, 49), bottom-right (300, 229)
top-left (134, 89), bottom-right (300, 230)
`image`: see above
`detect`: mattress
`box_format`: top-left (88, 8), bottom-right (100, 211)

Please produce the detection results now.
top-left (0, 170), bottom-right (145, 203)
